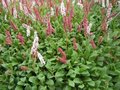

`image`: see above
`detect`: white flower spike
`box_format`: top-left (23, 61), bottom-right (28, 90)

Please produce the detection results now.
top-left (37, 52), bottom-right (45, 65)
top-left (31, 31), bottom-right (39, 55)
top-left (13, 7), bottom-right (17, 18)
top-left (60, 0), bottom-right (66, 16)
top-left (77, 0), bottom-right (83, 8)
top-left (50, 7), bottom-right (54, 16)
top-left (22, 24), bottom-right (33, 37)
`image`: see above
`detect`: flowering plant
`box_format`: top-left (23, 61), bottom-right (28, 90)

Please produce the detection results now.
top-left (0, 0), bottom-right (120, 90)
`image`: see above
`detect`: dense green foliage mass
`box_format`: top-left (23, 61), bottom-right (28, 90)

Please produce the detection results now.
top-left (0, 1), bottom-right (120, 90)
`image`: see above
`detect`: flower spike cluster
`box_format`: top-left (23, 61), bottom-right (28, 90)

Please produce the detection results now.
top-left (31, 31), bottom-right (45, 65)
top-left (58, 48), bottom-right (67, 64)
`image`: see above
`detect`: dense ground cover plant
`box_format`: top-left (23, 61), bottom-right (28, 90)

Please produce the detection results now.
top-left (0, 0), bottom-right (120, 90)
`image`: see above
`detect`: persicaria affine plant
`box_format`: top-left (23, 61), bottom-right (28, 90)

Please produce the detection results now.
top-left (0, 0), bottom-right (120, 89)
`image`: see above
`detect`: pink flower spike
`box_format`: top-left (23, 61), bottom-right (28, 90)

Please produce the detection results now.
top-left (55, 6), bottom-right (59, 16)
top-left (58, 57), bottom-right (67, 64)
top-left (90, 39), bottom-right (96, 49)
top-left (23, 5), bottom-right (29, 16)
top-left (46, 20), bottom-right (55, 36)
top-left (35, 0), bottom-right (41, 6)
top-left (33, 7), bottom-right (41, 22)
top-left (77, 21), bottom-right (83, 32)
top-left (58, 48), bottom-right (66, 58)
top-left (5, 30), bottom-right (12, 45)
top-left (10, 20), bottom-right (18, 31)
top-left (2, 0), bottom-right (8, 9)
top-left (17, 33), bottom-right (24, 45)
top-left (12, 7), bottom-right (17, 18)
top-left (107, 3), bottom-right (112, 18)
top-left (63, 16), bottom-right (67, 32)
top-left (73, 38), bottom-right (78, 51)
top-left (58, 48), bottom-right (67, 64)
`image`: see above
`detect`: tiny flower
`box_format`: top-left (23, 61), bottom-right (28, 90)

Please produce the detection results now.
top-left (58, 57), bottom-right (66, 64)
top-left (63, 16), bottom-right (68, 32)
top-left (58, 48), bottom-right (67, 64)
top-left (83, 1), bottom-right (90, 16)
top-left (77, 0), bottom-right (83, 8)
top-left (31, 31), bottom-right (39, 57)
top-left (70, 7), bottom-right (74, 18)
top-left (37, 52), bottom-right (45, 65)
top-left (29, 13), bottom-right (36, 21)
top-left (17, 33), bottom-right (24, 45)
top-left (10, 20), bottom-right (18, 31)
top-left (101, 8), bottom-right (106, 17)
top-left (83, 16), bottom-right (89, 36)
top-left (106, 0), bottom-right (109, 7)
top-left (60, 0), bottom-right (66, 16)
top-left (4, 14), bottom-right (7, 21)
top-left (23, 5), bottom-right (29, 16)
top-left (50, 7), bottom-right (54, 16)
top-left (72, 0), bottom-right (75, 5)
top-left (31, 1), bottom-right (36, 9)
top-left (35, 0), bottom-right (41, 6)
top-left (63, 14), bottom-right (73, 32)
top-left (12, 7), bottom-right (17, 18)
top-left (46, 20), bottom-right (55, 36)
top-left (22, 24), bottom-right (32, 37)
top-left (102, 0), bottom-right (105, 7)
top-left (112, 0), bottom-right (117, 5)
top-left (19, 2), bottom-right (23, 11)
top-left (33, 7), bottom-right (41, 21)
top-left (89, 0), bottom-right (95, 9)
top-left (5, 30), bottom-right (12, 45)
top-left (90, 39), bottom-right (96, 49)
top-left (106, 3), bottom-right (112, 18)
top-left (98, 36), bottom-right (103, 44)
top-left (73, 38), bottom-right (78, 51)
top-left (20, 66), bottom-right (28, 71)
top-left (2, 0), bottom-right (8, 9)
top-left (66, 0), bottom-right (70, 11)
top-left (68, 16), bottom-right (72, 32)
top-left (87, 23), bottom-right (93, 35)
top-left (55, 6), bottom-right (59, 16)
top-left (101, 17), bottom-right (107, 32)
top-left (77, 21), bottom-right (83, 32)
top-left (117, 0), bottom-right (120, 8)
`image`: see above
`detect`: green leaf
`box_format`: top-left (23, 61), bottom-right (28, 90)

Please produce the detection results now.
top-left (37, 73), bottom-right (45, 82)
top-left (32, 86), bottom-right (37, 90)
top-left (74, 66), bottom-right (80, 74)
top-left (67, 69), bottom-right (76, 78)
top-left (56, 77), bottom-right (63, 82)
top-left (29, 76), bottom-right (38, 84)
top-left (0, 34), bottom-right (5, 42)
top-left (114, 82), bottom-right (120, 90)
top-left (25, 84), bottom-right (32, 90)
top-left (68, 80), bottom-right (75, 87)
top-left (63, 86), bottom-right (72, 90)
top-left (20, 77), bottom-right (26, 82)
top-left (88, 81), bottom-right (95, 87)
top-left (15, 85), bottom-right (23, 90)
top-left (67, 69), bottom-right (74, 76)
top-left (46, 79), bottom-right (54, 86)
top-left (46, 73), bottom-right (54, 79)
top-left (38, 86), bottom-right (47, 90)
top-left (81, 71), bottom-right (90, 76)
top-left (17, 81), bottom-right (25, 86)
top-left (71, 51), bottom-right (78, 61)
top-left (78, 84), bottom-right (84, 89)
top-left (55, 71), bottom-right (64, 78)
top-left (73, 78), bottom-right (80, 84)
